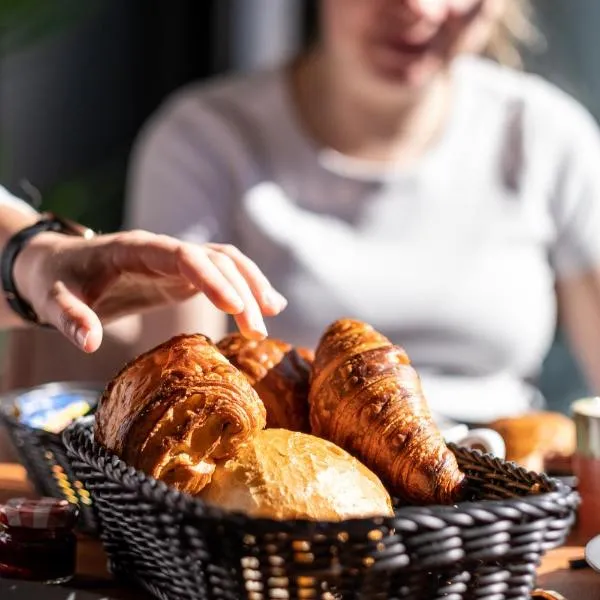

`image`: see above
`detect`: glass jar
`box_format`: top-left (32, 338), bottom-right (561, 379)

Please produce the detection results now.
top-left (0, 497), bottom-right (78, 584)
top-left (572, 397), bottom-right (600, 541)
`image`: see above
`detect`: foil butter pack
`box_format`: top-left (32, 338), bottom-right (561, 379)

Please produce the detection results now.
top-left (12, 385), bottom-right (98, 434)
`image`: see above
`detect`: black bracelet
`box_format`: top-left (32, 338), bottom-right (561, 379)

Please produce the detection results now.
top-left (0, 214), bottom-right (95, 326)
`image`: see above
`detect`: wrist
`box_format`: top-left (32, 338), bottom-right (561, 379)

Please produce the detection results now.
top-left (13, 231), bottom-right (67, 311)
top-left (1, 214), bottom-right (95, 326)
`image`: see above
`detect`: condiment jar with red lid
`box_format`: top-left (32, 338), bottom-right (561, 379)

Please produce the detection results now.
top-left (0, 497), bottom-right (78, 584)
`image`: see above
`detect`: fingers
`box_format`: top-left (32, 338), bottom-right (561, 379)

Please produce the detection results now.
top-left (205, 244), bottom-right (287, 316)
top-left (174, 245), bottom-right (246, 314)
top-left (206, 249), bottom-right (268, 340)
top-left (39, 281), bottom-right (104, 353)
top-left (99, 231), bottom-right (245, 314)
top-left (99, 231), bottom-right (288, 340)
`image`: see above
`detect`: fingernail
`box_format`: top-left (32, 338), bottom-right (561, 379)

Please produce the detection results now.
top-left (75, 328), bottom-right (88, 350)
top-left (264, 288), bottom-right (288, 310)
top-left (251, 318), bottom-right (268, 339)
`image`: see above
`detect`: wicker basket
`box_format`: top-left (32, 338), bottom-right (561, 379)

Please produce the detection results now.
top-left (0, 382), bottom-right (103, 535)
top-left (64, 417), bottom-right (579, 600)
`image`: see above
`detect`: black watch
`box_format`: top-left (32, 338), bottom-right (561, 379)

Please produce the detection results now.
top-left (0, 213), bottom-right (95, 326)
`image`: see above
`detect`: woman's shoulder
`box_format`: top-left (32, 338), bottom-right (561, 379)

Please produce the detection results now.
top-left (456, 55), bottom-right (598, 138)
top-left (145, 68), bottom-right (286, 136)
top-left (130, 67), bottom-right (290, 173)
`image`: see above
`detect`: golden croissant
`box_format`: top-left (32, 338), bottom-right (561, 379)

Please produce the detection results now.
top-left (94, 333), bottom-right (266, 494)
top-left (309, 318), bottom-right (466, 505)
top-left (217, 333), bottom-right (312, 433)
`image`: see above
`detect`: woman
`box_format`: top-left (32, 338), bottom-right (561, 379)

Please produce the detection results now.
top-left (15, 0), bottom-right (600, 423)
top-left (0, 185), bottom-right (283, 352)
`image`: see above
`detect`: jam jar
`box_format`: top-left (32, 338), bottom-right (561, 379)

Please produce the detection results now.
top-left (0, 497), bottom-right (78, 584)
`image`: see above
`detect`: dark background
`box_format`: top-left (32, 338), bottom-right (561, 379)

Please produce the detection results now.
top-left (0, 0), bottom-right (225, 232)
top-left (0, 0), bottom-right (596, 407)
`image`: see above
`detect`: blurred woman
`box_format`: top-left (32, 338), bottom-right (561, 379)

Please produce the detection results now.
top-left (14, 0), bottom-right (600, 424)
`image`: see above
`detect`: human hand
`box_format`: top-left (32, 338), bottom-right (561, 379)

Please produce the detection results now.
top-left (13, 229), bottom-right (287, 352)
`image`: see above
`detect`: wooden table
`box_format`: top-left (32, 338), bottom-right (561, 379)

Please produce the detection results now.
top-left (1, 462), bottom-right (598, 600)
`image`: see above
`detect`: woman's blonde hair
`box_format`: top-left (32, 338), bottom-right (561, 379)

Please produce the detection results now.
top-left (485, 0), bottom-right (542, 68)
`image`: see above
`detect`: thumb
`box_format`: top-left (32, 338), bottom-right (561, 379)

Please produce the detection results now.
top-left (41, 281), bottom-right (104, 353)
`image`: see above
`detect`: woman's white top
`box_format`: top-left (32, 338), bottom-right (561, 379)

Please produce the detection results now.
top-left (123, 56), bottom-right (600, 423)
top-left (0, 187), bottom-right (36, 214)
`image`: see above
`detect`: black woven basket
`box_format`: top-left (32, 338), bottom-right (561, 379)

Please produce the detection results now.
top-left (64, 417), bottom-right (579, 600)
top-left (0, 383), bottom-right (103, 535)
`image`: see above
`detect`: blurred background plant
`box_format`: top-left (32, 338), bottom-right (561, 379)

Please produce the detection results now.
top-left (0, 0), bottom-right (102, 53)
top-left (0, 0), bottom-right (122, 231)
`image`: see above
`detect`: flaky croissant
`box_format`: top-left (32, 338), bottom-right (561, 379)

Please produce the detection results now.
top-left (94, 333), bottom-right (266, 494)
top-left (309, 318), bottom-right (466, 505)
top-left (217, 333), bottom-right (312, 433)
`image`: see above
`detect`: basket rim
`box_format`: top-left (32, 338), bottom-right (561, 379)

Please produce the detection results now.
top-left (63, 416), bottom-right (580, 535)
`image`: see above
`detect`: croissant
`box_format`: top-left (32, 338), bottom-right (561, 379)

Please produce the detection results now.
top-left (94, 333), bottom-right (266, 494)
top-left (200, 429), bottom-right (393, 520)
top-left (217, 333), bottom-right (312, 433)
top-left (309, 318), bottom-right (466, 505)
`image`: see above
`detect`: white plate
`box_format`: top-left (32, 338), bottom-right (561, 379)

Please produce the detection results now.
top-left (585, 534), bottom-right (600, 572)
top-left (434, 413), bottom-right (467, 438)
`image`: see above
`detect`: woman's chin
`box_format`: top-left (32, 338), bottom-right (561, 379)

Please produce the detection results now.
top-left (369, 55), bottom-right (446, 91)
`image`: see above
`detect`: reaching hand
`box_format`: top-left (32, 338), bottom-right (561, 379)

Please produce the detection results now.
top-left (13, 229), bottom-right (287, 352)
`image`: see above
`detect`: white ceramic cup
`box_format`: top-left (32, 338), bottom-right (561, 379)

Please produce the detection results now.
top-left (442, 423), bottom-right (506, 459)
top-left (585, 534), bottom-right (600, 572)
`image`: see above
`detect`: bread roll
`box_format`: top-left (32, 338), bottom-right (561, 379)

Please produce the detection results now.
top-left (488, 411), bottom-right (576, 472)
top-left (94, 333), bottom-right (266, 494)
top-left (200, 429), bottom-right (394, 521)
top-left (217, 333), bottom-right (312, 432)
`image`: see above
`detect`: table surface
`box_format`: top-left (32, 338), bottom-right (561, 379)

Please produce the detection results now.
top-left (1, 462), bottom-right (598, 600)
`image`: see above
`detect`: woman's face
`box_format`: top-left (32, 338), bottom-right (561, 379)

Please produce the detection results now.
top-left (320, 0), bottom-right (505, 89)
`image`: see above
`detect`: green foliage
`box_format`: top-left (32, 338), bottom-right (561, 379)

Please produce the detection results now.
top-left (0, 0), bottom-right (103, 54)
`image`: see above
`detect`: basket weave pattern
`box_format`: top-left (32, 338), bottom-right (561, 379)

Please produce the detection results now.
top-left (64, 418), bottom-right (579, 600)
top-left (1, 412), bottom-right (98, 534)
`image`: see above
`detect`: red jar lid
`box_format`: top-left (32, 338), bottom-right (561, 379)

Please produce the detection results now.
top-left (0, 497), bottom-right (78, 530)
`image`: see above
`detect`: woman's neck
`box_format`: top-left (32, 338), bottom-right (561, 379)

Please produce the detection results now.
top-left (291, 50), bottom-right (454, 166)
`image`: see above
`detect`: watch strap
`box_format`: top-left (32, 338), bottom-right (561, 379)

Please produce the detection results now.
top-left (1, 214), bottom-right (94, 326)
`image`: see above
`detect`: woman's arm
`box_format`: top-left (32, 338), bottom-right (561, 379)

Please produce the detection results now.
top-left (0, 187), bottom-right (284, 351)
top-left (549, 96), bottom-right (600, 394)
top-left (557, 273), bottom-right (600, 393)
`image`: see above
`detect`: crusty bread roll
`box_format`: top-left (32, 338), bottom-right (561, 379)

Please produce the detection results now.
top-left (488, 411), bottom-right (576, 473)
top-left (94, 334), bottom-right (266, 494)
top-left (200, 429), bottom-right (394, 521)
top-left (217, 333), bottom-right (312, 433)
